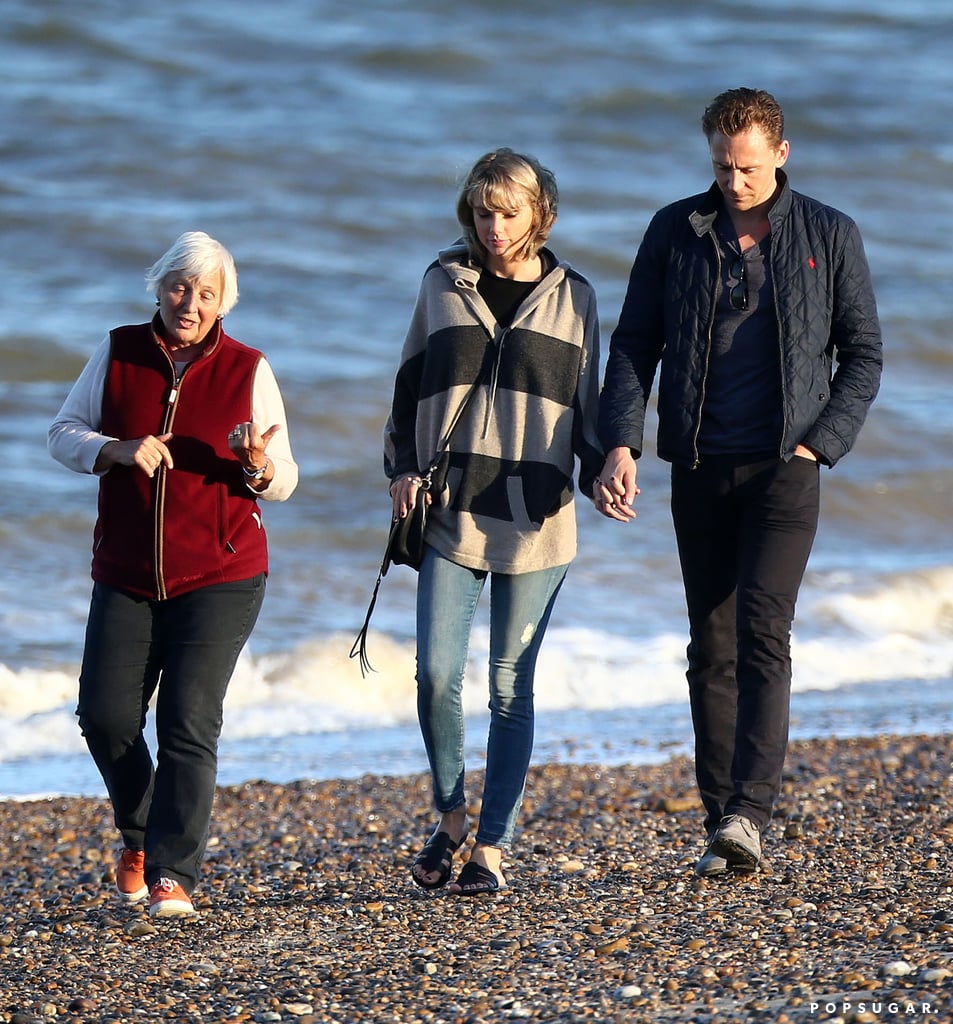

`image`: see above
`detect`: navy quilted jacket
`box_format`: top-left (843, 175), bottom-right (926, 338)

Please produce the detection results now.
top-left (599, 172), bottom-right (882, 468)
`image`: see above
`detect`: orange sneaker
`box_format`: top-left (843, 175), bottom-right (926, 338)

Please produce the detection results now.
top-left (148, 876), bottom-right (196, 918)
top-left (116, 849), bottom-right (148, 902)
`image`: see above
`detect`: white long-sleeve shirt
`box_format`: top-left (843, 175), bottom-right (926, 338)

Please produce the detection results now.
top-left (48, 334), bottom-right (298, 501)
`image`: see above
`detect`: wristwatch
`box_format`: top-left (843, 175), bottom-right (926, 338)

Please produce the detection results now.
top-left (242, 459), bottom-right (269, 481)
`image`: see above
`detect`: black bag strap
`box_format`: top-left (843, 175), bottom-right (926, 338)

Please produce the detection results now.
top-left (349, 569), bottom-right (384, 677)
top-left (350, 358), bottom-right (490, 677)
top-left (421, 364), bottom-right (489, 485)
top-left (349, 486), bottom-right (425, 676)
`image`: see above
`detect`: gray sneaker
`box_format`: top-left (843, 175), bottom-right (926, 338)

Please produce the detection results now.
top-left (709, 814), bottom-right (761, 871)
top-left (694, 835), bottom-right (728, 878)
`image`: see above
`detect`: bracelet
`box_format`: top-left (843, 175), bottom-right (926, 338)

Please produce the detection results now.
top-left (243, 459), bottom-right (270, 481)
top-left (389, 474), bottom-right (422, 494)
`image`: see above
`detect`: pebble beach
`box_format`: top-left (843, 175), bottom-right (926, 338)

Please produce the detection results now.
top-left (2, 734), bottom-right (951, 1024)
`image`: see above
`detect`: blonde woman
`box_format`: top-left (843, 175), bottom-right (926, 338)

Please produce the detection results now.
top-left (385, 150), bottom-right (603, 894)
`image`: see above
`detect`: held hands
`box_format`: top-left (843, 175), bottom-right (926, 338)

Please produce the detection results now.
top-left (389, 473), bottom-right (432, 520)
top-left (591, 445), bottom-right (816, 521)
top-left (592, 446), bottom-right (640, 521)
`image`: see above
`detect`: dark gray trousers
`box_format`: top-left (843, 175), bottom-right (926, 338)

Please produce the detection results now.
top-left (77, 574), bottom-right (265, 892)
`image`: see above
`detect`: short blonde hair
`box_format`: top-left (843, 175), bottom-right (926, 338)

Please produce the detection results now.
top-left (456, 148), bottom-right (558, 262)
top-left (145, 231), bottom-right (239, 316)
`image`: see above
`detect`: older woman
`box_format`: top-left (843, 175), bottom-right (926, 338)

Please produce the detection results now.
top-left (48, 231), bottom-right (297, 918)
top-left (385, 149), bottom-right (603, 894)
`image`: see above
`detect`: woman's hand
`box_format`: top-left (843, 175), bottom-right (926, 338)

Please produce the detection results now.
top-left (95, 434), bottom-right (174, 477)
top-left (389, 473), bottom-right (430, 519)
top-left (228, 421), bottom-right (279, 488)
top-left (592, 447), bottom-right (640, 521)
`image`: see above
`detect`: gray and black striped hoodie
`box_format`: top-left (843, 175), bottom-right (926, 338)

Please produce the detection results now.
top-left (384, 243), bottom-right (603, 574)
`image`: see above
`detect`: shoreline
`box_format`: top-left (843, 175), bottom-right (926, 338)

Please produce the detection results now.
top-left (1, 733), bottom-right (951, 1022)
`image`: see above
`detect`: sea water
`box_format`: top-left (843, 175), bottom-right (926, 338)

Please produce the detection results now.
top-left (1, 0), bottom-right (951, 797)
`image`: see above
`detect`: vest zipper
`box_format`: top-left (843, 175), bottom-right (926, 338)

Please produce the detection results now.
top-left (153, 361), bottom-right (188, 600)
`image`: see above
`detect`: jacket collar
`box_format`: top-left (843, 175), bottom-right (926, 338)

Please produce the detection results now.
top-left (688, 170), bottom-right (792, 238)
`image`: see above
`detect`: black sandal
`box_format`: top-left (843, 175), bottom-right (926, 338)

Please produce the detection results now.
top-left (451, 859), bottom-right (502, 896)
top-left (411, 829), bottom-right (468, 890)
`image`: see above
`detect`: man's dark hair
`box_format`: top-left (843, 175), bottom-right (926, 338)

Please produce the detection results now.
top-left (702, 88), bottom-right (785, 147)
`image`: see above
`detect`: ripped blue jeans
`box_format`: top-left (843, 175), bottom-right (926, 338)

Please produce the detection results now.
top-left (415, 546), bottom-right (568, 849)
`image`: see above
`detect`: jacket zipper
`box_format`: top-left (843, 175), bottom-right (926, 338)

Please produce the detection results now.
top-left (690, 233), bottom-right (721, 469)
top-left (771, 231), bottom-right (788, 458)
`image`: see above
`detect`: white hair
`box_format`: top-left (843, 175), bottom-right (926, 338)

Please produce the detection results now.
top-left (144, 231), bottom-right (239, 316)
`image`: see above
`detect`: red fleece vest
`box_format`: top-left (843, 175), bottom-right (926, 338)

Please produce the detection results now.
top-left (93, 320), bottom-right (268, 599)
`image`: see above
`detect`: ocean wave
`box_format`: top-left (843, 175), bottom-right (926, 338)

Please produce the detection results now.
top-left (2, 563), bottom-right (950, 767)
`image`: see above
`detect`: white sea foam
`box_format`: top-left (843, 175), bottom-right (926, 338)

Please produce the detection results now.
top-left (2, 564), bottom-right (950, 782)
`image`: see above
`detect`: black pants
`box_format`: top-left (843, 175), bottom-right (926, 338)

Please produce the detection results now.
top-left (671, 455), bottom-right (819, 833)
top-left (77, 574), bottom-right (265, 892)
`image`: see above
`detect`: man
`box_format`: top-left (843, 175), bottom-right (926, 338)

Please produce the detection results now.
top-left (595, 88), bottom-right (882, 876)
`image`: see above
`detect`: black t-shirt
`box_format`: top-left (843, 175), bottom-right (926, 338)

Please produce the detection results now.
top-left (697, 216), bottom-right (783, 455)
top-left (477, 269), bottom-right (537, 328)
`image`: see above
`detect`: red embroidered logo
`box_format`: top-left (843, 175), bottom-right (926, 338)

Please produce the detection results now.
top-left (808, 257), bottom-right (816, 269)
